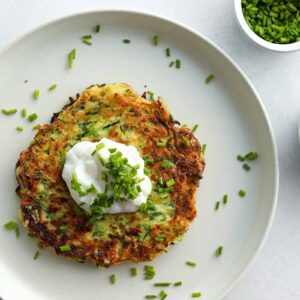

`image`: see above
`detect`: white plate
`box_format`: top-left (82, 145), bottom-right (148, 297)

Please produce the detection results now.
top-left (0, 10), bottom-right (278, 300)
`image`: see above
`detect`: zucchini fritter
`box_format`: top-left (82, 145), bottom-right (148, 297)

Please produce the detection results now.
top-left (16, 83), bottom-right (205, 267)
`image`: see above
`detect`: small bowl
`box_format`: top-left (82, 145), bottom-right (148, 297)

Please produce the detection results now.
top-left (234, 0), bottom-right (300, 52)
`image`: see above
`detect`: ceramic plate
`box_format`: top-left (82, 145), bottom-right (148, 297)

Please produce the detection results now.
top-left (0, 10), bottom-right (278, 300)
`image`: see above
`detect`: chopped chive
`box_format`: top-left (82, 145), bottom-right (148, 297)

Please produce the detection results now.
top-left (33, 124), bottom-right (41, 130)
top-left (158, 176), bottom-right (164, 186)
top-left (243, 163), bottom-right (251, 171)
top-left (153, 35), bottom-right (158, 45)
top-left (165, 48), bottom-right (171, 57)
top-left (166, 178), bottom-right (175, 187)
top-left (205, 74), bottom-right (215, 84)
top-left (215, 246), bottom-right (223, 257)
top-left (147, 91), bottom-right (155, 101)
top-left (144, 265), bottom-right (155, 280)
top-left (238, 189), bottom-right (246, 197)
top-left (192, 124), bottom-right (199, 133)
top-left (4, 220), bottom-right (18, 230)
top-left (28, 113), bottom-right (38, 122)
top-left (223, 194), bottom-right (228, 205)
top-left (156, 140), bottom-right (166, 147)
top-left (2, 109), bottom-right (17, 115)
top-left (82, 34), bottom-right (92, 39)
top-left (145, 296), bottom-right (157, 299)
top-left (130, 267), bottom-right (137, 277)
top-left (215, 201), bottom-right (220, 211)
top-left (16, 126), bottom-right (24, 132)
top-left (175, 59), bottom-right (181, 69)
top-left (174, 281), bottom-right (182, 286)
top-left (191, 292), bottom-right (202, 298)
top-left (15, 227), bottom-right (20, 237)
top-left (33, 89), bottom-right (39, 100)
top-left (123, 39), bottom-right (131, 44)
top-left (160, 159), bottom-right (175, 169)
top-left (49, 84), bottom-right (57, 91)
top-left (95, 24), bottom-right (101, 33)
top-left (110, 274), bottom-right (116, 284)
top-left (245, 151), bottom-right (258, 160)
top-left (201, 144), bottom-right (207, 156)
top-left (33, 250), bottom-right (40, 260)
top-left (237, 155), bottom-right (245, 161)
top-left (186, 261), bottom-right (197, 267)
top-left (68, 49), bottom-right (76, 69)
top-left (154, 283), bottom-right (172, 287)
top-left (83, 40), bottom-right (92, 46)
top-left (92, 142), bottom-right (105, 155)
top-left (159, 290), bottom-right (167, 300)
top-left (21, 108), bottom-right (27, 118)
top-left (169, 61), bottom-right (174, 67)
top-left (59, 245), bottom-right (71, 252)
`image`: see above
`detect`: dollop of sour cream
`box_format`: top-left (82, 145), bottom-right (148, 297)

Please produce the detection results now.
top-left (62, 138), bottom-right (152, 214)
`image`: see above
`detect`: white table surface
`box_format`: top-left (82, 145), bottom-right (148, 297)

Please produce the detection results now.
top-left (0, 1), bottom-right (299, 299)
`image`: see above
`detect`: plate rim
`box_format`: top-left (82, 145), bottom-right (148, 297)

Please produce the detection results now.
top-left (0, 9), bottom-right (279, 300)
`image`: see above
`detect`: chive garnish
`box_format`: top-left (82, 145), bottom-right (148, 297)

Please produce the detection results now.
top-left (82, 34), bottom-right (92, 39)
top-left (156, 140), bottom-right (166, 148)
top-left (92, 142), bottom-right (105, 155)
top-left (243, 163), bottom-right (251, 171)
top-left (95, 25), bottom-right (101, 33)
top-left (110, 274), bottom-right (116, 284)
top-left (238, 189), bottom-right (246, 197)
top-left (245, 151), bottom-right (258, 160)
top-left (223, 194), bottom-right (228, 205)
top-left (169, 61), bottom-right (174, 67)
top-left (166, 178), bottom-right (175, 187)
top-left (59, 245), bottom-right (71, 252)
top-left (160, 159), bottom-right (175, 169)
top-left (15, 227), bottom-right (20, 237)
top-left (191, 292), bottom-right (202, 298)
top-left (68, 49), bottom-right (76, 69)
top-left (130, 267), bottom-right (137, 277)
top-left (145, 296), bottom-right (157, 299)
top-left (2, 109), bottom-right (17, 115)
top-left (159, 290), bottom-right (167, 300)
top-left (28, 113), bottom-right (38, 122)
top-left (215, 201), bottom-right (220, 211)
top-left (33, 89), bottom-right (40, 100)
top-left (123, 39), bottom-right (131, 44)
top-left (16, 126), bottom-right (24, 132)
top-left (33, 124), bottom-right (41, 130)
top-left (21, 108), bottom-right (27, 118)
top-left (186, 261), bottom-right (197, 267)
top-left (201, 144), bottom-right (207, 156)
top-left (4, 220), bottom-right (18, 230)
top-left (192, 124), bottom-right (199, 133)
top-left (147, 91), bottom-right (155, 101)
top-left (205, 74), bottom-right (215, 84)
top-left (174, 281), bottom-right (182, 286)
top-left (144, 265), bottom-right (155, 280)
top-left (153, 35), bottom-right (158, 45)
top-left (49, 84), bottom-right (57, 91)
top-left (165, 48), bottom-right (171, 57)
top-left (83, 40), bottom-right (92, 46)
top-left (215, 246), bottom-right (223, 257)
top-left (175, 59), bottom-right (181, 69)
top-left (33, 250), bottom-right (40, 260)
top-left (237, 155), bottom-right (245, 161)
top-left (154, 283), bottom-right (172, 287)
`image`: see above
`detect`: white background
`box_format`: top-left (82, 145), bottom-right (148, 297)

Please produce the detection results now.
top-left (0, 1), bottom-right (299, 299)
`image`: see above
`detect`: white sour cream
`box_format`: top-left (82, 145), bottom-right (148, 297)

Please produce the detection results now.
top-left (62, 138), bottom-right (152, 213)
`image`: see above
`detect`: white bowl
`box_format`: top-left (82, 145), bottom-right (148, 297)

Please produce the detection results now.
top-left (234, 0), bottom-right (300, 52)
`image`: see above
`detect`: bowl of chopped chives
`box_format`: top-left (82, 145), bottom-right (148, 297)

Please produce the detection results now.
top-left (234, 0), bottom-right (300, 52)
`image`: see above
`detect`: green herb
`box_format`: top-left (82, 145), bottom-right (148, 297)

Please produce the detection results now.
top-left (123, 39), bottom-right (131, 44)
top-left (95, 24), bottom-right (101, 33)
top-left (15, 227), bottom-right (20, 237)
top-left (159, 290), bottom-right (167, 300)
top-left (4, 220), bottom-right (18, 230)
top-left (147, 91), bottom-right (155, 101)
top-left (21, 108), bottom-right (27, 118)
top-left (215, 246), bottom-right (223, 257)
top-left (130, 267), bottom-right (137, 277)
top-left (33, 250), bottom-right (40, 260)
top-left (155, 234), bottom-right (165, 242)
top-left (174, 281), bottom-right (182, 286)
top-left (83, 40), bottom-right (92, 46)
top-left (28, 113), bottom-right (38, 122)
top-left (175, 59), bottom-right (181, 69)
top-left (238, 189), bottom-right (246, 197)
top-left (103, 120), bottom-right (120, 129)
top-left (245, 151), bottom-right (258, 160)
top-left (2, 109), bottom-right (17, 115)
top-left (139, 203), bottom-right (149, 212)
top-left (166, 178), bottom-right (175, 187)
top-left (223, 194), bottom-right (228, 205)
top-left (59, 245), bottom-right (71, 252)
top-left (49, 84), bottom-right (57, 91)
top-left (145, 296), bottom-right (157, 299)
top-left (33, 89), bottom-right (40, 100)
top-left (191, 293), bottom-right (202, 298)
top-left (110, 274), bottom-right (116, 284)
top-left (243, 163), bottom-right (251, 171)
top-left (153, 35), bottom-right (158, 45)
top-left (33, 124), bottom-right (41, 130)
top-left (154, 283), bottom-right (172, 287)
top-left (192, 124), bottom-right (199, 133)
top-left (16, 126), bottom-right (24, 132)
top-left (205, 74), bottom-right (214, 84)
top-left (156, 141), bottom-right (166, 148)
top-left (68, 49), bottom-right (76, 69)
top-left (237, 155), bottom-right (245, 161)
top-left (242, 0), bottom-right (300, 44)
top-left (215, 201), bottom-right (220, 211)
top-left (165, 48), bottom-right (171, 57)
top-left (82, 34), bottom-right (92, 39)
top-left (201, 144), bottom-right (207, 156)
top-left (92, 142), bottom-right (105, 155)
top-left (160, 159), bottom-right (175, 169)
top-left (144, 265), bottom-right (155, 280)
top-left (169, 61), bottom-right (174, 67)
top-left (186, 261), bottom-right (197, 267)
